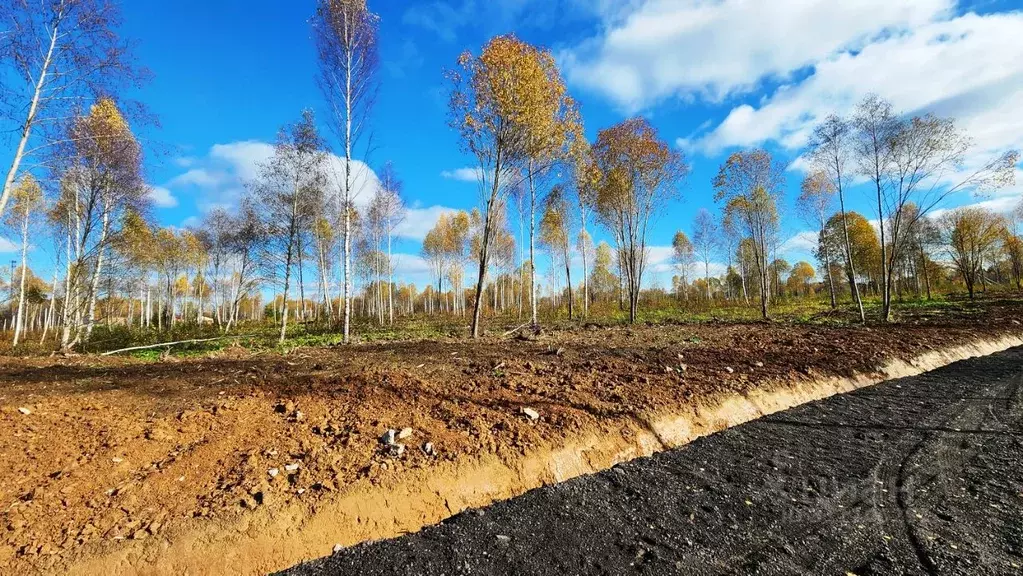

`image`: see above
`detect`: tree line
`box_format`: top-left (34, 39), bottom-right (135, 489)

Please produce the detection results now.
top-left (0, 1), bottom-right (1019, 351)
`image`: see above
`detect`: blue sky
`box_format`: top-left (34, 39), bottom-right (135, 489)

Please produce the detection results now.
top-left (5, 0), bottom-right (1023, 292)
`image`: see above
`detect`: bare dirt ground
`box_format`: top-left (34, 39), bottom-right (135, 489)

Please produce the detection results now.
top-left (286, 346), bottom-right (1023, 576)
top-left (1, 300), bottom-right (1021, 574)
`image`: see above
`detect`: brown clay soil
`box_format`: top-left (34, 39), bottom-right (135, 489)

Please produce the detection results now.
top-left (1, 301), bottom-right (1022, 574)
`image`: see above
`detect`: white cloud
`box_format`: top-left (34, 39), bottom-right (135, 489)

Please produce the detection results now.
top-left (391, 253), bottom-right (434, 288)
top-left (696, 10), bottom-right (1023, 159)
top-left (0, 237), bottom-right (17, 253)
top-left (779, 231), bottom-right (818, 256)
top-left (930, 191), bottom-right (1023, 219)
top-left (209, 141), bottom-right (274, 181)
top-left (163, 140), bottom-right (384, 214)
top-left (646, 244), bottom-right (726, 281)
top-left (168, 168), bottom-right (228, 189)
top-left (394, 205), bottom-right (458, 241)
top-left (562, 0), bottom-right (951, 112)
top-left (147, 186), bottom-right (178, 208)
top-left (440, 167), bottom-right (481, 182)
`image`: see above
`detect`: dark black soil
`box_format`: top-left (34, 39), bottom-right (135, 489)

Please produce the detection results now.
top-left (282, 346), bottom-right (1023, 576)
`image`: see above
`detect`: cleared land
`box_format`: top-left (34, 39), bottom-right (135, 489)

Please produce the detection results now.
top-left (287, 346), bottom-right (1023, 576)
top-left (0, 299), bottom-right (1021, 574)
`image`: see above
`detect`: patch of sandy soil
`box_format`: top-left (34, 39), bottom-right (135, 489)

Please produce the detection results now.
top-left (0, 302), bottom-right (1021, 574)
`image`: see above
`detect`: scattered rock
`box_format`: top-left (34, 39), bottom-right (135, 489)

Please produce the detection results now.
top-left (144, 426), bottom-right (172, 442)
top-left (333, 543), bottom-right (343, 554)
top-left (268, 468), bottom-right (280, 478)
top-left (398, 427), bottom-right (413, 440)
top-left (753, 361), bottom-right (764, 368)
top-left (111, 457), bottom-right (123, 464)
top-left (679, 364), bottom-right (689, 372)
top-left (725, 367), bottom-right (735, 374)
top-left (521, 407), bottom-right (540, 421)
top-left (380, 429), bottom-right (397, 446)
top-left (17, 407), bottom-right (31, 415)
top-left (496, 534), bottom-right (512, 544)
top-left (284, 463), bottom-right (300, 473)
top-left (389, 444), bottom-right (406, 458)
top-left (422, 442), bottom-right (436, 456)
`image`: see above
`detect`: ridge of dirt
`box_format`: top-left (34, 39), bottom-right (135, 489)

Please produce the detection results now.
top-left (0, 303), bottom-right (1021, 574)
top-left (283, 346), bottom-right (1023, 576)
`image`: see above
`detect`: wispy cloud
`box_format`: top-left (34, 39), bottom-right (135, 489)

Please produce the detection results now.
top-left (562, 0), bottom-right (951, 113)
top-left (440, 167), bottom-right (480, 182)
top-left (147, 186), bottom-right (178, 208)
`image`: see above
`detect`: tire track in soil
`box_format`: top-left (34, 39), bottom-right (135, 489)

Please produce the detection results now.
top-left (282, 348), bottom-right (1023, 576)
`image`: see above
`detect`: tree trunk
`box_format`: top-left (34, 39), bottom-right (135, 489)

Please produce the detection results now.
top-left (580, 229), bottom-right (589, 318)
top-left (40, 270), bottom-right (58, 345)
top-left (528, 167), bottom-right (538, 329)
top-left (564, 250), bottom-right (573, 321)
top-left (838, 190), bottom-right (865, 322)
top-left (279, 264), bottom-right (292, 344)
top-left (12, 214), bottom-right (30, 346)
top-left (0, 25), bottom-right (58, 219)
top-left (82, 203), bottom-right (111, 342)
top-left (470, 162), bottom-right (502, 339)
top-left (387, 231), bottom-right (394, 325)
top-left (819, 218), bottom-right (837, 309)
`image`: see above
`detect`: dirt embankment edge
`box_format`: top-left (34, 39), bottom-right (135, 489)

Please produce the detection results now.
top-left (64, 333), bottom-right (1023, 576)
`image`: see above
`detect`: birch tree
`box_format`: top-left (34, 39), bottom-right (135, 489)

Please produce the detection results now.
top-left (57, 97), bottom-right (145, 350)
top-left (0, 0), bottom-right (145, 220)
top-left (805, 114), bottom-right (865, 321)
top-left (6, 174), bottom-right (43, 346)
top-left (371, 163), bottom-right (405, 324)
top-left (314, 0), bottom-right (378, 342)
top-left (941, 207), bottom-right (1006, 300)
top-left (539, 185), bottom-right (574, 319)
top-left (448, 35), bottom-right (565, 337)
top-left (671, 230), bottom-right (694, 302)
top-left (797, 169), bottom-right (838, 308)
top-left (592, 118), bottom-right (686, 322)
top-left (253, 111), bottom-right (327, 344)
top-left (853, 94), bottom-right (1017, 321)
top-left (570, 132), bottom-right (598, 318)
top-left (692, 208), bottom-right (719, 302)
top-left (713, 149), bottom-right (782, 319)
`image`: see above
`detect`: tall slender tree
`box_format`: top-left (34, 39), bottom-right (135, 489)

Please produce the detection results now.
top-left (448, 35), bottom-right (570, 337)
top-left (373, 163), bottom-right (406, 324)
top-left (692, 209), bottom-right (719, 302)
top-left (314, 0), bottom-right (379, 342)
top-left (57, 97), bottom-right (146, 350)
top-left (0, 0), bottom-right (146, 220)
top-left (713, 149), bottom-right (782, 319)
top-left (806, 115), bottom-right (865, 322)
top-left (797, 169), bottom-right (838, 308)
top-left (671, 230), bottom-right (694, 302)
top-left (539, 185), bottom-right (574, 319)
top-left (6, 174), bottom-right (43, 346)
top-left (592, 118), bottom-right (687, 322)
top-left (253, 111), bottom-right (327, 344)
